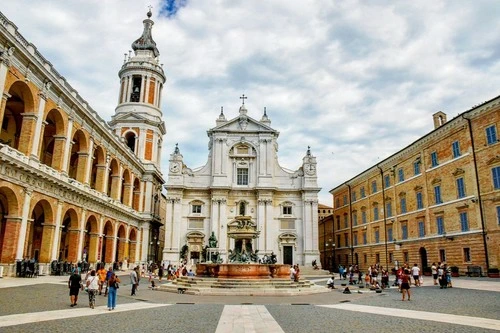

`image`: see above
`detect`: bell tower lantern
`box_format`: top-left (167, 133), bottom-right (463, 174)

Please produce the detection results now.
top-left (109, 9), bottom-right (166, 168)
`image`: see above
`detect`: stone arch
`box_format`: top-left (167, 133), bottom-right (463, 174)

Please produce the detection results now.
top-left (40, 108), bottom-right (67, 170)
top-left (128, 227), bottom-right (138, 263)
top-left (123, 130), bottom-right (137, 153)
top-left (107, 158), bottom-right (119, 198)
top-left (83, 215), bottom-right (99, 263)
top-left (121, 169), bottom-right (132, 205)
top-left (0, 186), bottom-right (21, 262)
top-left (1, 80), bottom-right (36, 154)
top-left (59, 208), bottom-right (79, 262)
top-left (116, 224), bottom-right (127, 262)
top-left (101, 220), bottom-right (115, 264)
top-left (27, 199), bottom-right (55, 263)
top-left (132, 177), bottom-right (141, 211)
top-left (68, 129), bottom-right (88, 182)
top-left (90, 145), bottom-right (106, 191)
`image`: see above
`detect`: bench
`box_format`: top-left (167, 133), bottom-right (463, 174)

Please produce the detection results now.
top-left (466, 266), bottom-right (482, 277)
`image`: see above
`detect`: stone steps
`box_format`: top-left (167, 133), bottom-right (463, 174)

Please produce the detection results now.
top-left (156, 276), bottom-right (328, 296)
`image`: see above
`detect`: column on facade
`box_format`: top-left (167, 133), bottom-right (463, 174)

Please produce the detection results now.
top-left (0, 93), bottom-right (11, 130)
top-left (138, 180), bottom-right (145, 212)
top-left (140, 223), bottom-right (150, 263)
top-left (257, 199), bottom-right (266, 251)
top-left (126, 76), bottom-right (133, 102)
top-left (83, 138), bottom-right (95, 185)
top-left (16, 188), bottom-right (33, 260)
top-left (18, 113), bottom-right (38, 156)
top-left (266, 140), bottom-right (272, 175)
top-left (218, 199), bottom-right (227, 254)
top-left (144, 76), bottom-right (151, 105)
top-left (61, 116), bottom-right (75, 173)
top-left (0, 57), bottom-right (10, 105)
top-left (76, 209), bottom-right (87, 261)
top-left (50, 200), bottom-right (64, 261)
top-left (140, 75), bottom-right (146, 103)
top-left (143, 181), bottom-right (153, 213)
top-left (265, 200), bottom-right (273, 253)
top-left (210, 198), bottom-right (219, 239)
top-left (29, 93), bottom-right (47, 159)
top-left (137, 129), bottom-right (146, 161)
top-left (259, 140), bottom-right (265, 175)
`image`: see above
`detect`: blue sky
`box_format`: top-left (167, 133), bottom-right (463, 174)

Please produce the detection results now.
top-left (2, 1), bottom-right (500, 205)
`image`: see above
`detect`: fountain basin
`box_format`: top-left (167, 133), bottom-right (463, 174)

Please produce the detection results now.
top-left (196, 263), bottom-right (290, 279)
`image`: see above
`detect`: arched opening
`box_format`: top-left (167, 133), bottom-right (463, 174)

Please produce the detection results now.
top-left (419, 247), bottom-right (428, 270)
top-left (1, 81), bottom-right (35, 153)
top-left (28, 200), bottom-right (54, 263)
top-left (116, 224), bottom-right (126, 263)
top-left (58, 209), bottom-right (79, 263)
top-left (90, 146), bottom-right (105, 191)
top-left (83, 215), bottom-right (98, 263)
top-left (68, 130), bottom-right (88, 182)
top-left (107, 159), bottom-right (119, 199)
top-left (132, 178), bottom-right (141, 211)
top-left (102, 221), bottom-right (114, 264)
top-left (0, 187), bottom-right (20, 262)
top-left (121, 169), bottom-right (131, 205)
top-left (129, 228), bottom-right (137, 263)
top-left (124, 131), bottom-right (136, 153)
top-left (40, 109), bottom-right (66, 170)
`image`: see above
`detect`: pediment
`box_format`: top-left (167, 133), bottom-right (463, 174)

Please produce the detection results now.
top-left (111, 112), bottom-right (146, 122)
top-left (210, 115), bottom-right (277, 134)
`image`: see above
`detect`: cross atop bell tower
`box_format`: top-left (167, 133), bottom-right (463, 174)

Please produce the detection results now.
top-left (109, 10), bottom-right (166, 169)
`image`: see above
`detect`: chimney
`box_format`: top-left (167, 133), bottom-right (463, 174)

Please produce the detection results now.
top-left (433, 111), bottom-right (447, 129)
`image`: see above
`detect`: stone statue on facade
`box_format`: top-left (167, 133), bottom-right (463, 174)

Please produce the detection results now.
top-left (208, 232), bottom-right (218, 248)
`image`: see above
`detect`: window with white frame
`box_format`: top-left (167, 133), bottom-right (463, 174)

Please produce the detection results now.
top-left (192, 204), bottom-right (202, 214)
top-left (283, 205), bottom-right (292, 215)
top-left (486, 125), bottom-right (497, 145)
top-left (237, 168), bottom-right (249, 185)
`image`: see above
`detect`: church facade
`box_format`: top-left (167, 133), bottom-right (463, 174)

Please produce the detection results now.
top-left (0, 10), bottom-right (166, 275)
top-left (163, 103), bottom-right (321, 267)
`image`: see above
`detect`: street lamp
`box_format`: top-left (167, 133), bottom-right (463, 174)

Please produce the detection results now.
top-left (325, 239), bottom-right (336, 272)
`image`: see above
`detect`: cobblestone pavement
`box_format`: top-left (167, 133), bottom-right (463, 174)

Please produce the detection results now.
top-left (0, 273), bottom-right (499, 332)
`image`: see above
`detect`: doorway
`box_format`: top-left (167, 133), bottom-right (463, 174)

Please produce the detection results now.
top-left (283, 246), bottom-right (293, 265)
top-left (419, 247), bottom-right (428, 269)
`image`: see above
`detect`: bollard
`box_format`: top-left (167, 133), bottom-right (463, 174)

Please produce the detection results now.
top-left (38, 266), bottom-right (44, 276)
top-left (0, 266), bottom-right (4, 278)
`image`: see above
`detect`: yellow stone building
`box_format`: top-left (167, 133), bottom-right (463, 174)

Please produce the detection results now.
top-left (0, 10), bottom-right (166, 276)
top-left (329, 97), bottom-right (500, 276)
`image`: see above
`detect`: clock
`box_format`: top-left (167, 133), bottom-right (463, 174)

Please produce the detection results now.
top-left (305, 163), bottom-right (316, 175)
top-left (169, 162), bottom-right (180, 173)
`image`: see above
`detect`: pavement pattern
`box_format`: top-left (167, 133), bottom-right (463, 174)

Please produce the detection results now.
top-left (0, 273), bottom-right (499, 333)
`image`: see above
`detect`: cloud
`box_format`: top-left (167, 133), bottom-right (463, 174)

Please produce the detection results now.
top-left (2, 0), bottom-right (500, 205)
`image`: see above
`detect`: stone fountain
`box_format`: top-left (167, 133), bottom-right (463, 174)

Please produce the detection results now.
top-left (196, 216), bottom-right (290, 279)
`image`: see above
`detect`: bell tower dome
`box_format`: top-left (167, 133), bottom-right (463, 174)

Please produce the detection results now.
top-left (109, 9), bottom-right (166, 168)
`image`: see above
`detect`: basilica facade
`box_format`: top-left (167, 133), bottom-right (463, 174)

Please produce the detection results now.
top-left (0, 10), bottom-right (166, 275)
top-left (163, 103), bottom-right (321, 267)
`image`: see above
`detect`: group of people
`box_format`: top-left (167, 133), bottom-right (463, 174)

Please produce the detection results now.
top-left (431, 262), bottom-right (453, 289)
top-left (67, 263), bottom-right (121, 310)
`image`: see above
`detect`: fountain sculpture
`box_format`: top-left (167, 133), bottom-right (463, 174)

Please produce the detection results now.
top-left (196, 215), bottom-right (289, 279)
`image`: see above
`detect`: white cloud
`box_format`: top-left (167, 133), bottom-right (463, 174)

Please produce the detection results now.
top-left (2, 0), bottom-right (500, 205)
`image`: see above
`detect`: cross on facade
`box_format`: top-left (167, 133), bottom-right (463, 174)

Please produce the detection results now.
top-left (240, 94), bottom-right (247, 105)
top-left (148, 5), bottom-right (153, 11)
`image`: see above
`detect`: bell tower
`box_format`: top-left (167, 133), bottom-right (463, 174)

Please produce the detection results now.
top-left (109, 9), bottom-right (166, 168)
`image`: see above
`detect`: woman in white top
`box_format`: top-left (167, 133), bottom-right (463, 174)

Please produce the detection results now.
top-left (86, 270), bottom-right (99, 309)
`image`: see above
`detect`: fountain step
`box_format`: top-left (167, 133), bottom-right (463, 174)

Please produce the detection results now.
top-left (157, 284), bottom-right (329, 296)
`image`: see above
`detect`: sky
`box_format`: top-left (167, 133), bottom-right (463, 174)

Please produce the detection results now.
top-left (2, 0), bottom-right (500, 205)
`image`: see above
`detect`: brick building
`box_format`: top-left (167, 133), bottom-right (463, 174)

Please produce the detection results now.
top-left (0, 10), bottom-right (166, 276)
top-left (329, 96), bottom-right (500, 275)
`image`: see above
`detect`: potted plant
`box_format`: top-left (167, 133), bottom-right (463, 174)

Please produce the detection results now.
top-left (423, 267), bottom-right (432, 276)
top-left (450, 266), bottom-right (459, 277)
top-left (488, 268), bottom-right (499, 278)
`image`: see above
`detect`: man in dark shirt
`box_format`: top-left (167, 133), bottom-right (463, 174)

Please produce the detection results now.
top-left (68, 270), bottom-right (82, 307)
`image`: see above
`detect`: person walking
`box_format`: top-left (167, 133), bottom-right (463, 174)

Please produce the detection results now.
top-left (431, 262), bottom-right (438, 285)
top-left (411, 263), bottom-right (421, 287)
top-left (97, 265), bottom-right (107, 296)
top-left (107, 272), bottom-right (121, 311)
top-left (401, 268), bottom-right (411, 301)
top-left (104, 266), bottom-right (113, 296)
top-left (86, 269), bottom-right (99, 309)
top-left (130, 266), bottom-right (139, 296)
top-left (68, 269), bottom-right (82, 307)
